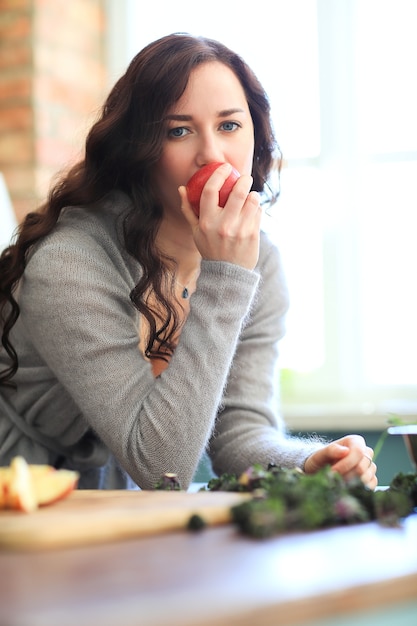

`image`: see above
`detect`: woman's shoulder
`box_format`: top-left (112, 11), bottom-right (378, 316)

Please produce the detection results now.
top-left (25, 191), bottom-right (139, 284)
top-left (57, 191), bottom-right (130, 243)
top-left (29, 192), bottom-right (130, 259)
top-left (259, 229), bottom-right (285, 271)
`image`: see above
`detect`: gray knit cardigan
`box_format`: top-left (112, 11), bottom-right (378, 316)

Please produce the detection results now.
top-left (0, 192), bottom-right (322, 489)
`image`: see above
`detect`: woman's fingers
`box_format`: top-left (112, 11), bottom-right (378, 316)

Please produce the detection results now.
top-left (180, 170), bottom-right (261, 270)
top-left (305, 435), bottom-right (378, 490)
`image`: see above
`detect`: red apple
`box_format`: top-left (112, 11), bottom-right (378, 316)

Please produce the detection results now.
top-left (186, 162), bottom-right (240, 216)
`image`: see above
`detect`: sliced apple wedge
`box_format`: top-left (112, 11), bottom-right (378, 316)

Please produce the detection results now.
top-left (33, 469), bottom-right (79, 507)
top-left (29, 464), bottom-right (56, 477)
top-left (0, 466), bottom-right (11, 509)
top-left (7, 456), bottom-right (37, 513)
top-left (0, 457), bottom-right (79, 512)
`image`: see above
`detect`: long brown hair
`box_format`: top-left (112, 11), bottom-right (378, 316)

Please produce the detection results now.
top-left (0, 33), bottom-right (280, 385)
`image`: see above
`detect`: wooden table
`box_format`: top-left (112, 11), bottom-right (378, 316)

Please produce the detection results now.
top-left (1, 507), bottom-right (417, 626)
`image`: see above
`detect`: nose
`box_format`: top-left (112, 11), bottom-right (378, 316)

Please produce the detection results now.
top-left (195, 132), bottom-right (224, 167)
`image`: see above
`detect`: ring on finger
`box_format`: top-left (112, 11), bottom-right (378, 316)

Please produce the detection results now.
top-left (364, 454), bottom-right (373, 468)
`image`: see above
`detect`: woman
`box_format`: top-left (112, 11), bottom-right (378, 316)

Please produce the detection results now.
top-left (0, 34), bottom-right (377, 490)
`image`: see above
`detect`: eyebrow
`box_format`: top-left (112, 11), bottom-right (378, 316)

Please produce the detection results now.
top-left (165, 108), bottom-right (246, 122)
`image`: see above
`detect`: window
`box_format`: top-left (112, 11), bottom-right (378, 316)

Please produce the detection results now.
top-left (274, 0), bottom-right (417, 429)
top-left (107, 0), bottom-right (417, 429)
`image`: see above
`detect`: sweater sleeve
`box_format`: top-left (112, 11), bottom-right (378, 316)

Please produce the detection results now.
top-left (208, 235), bottom-right (324, 476)
top-left (18, 227), bottom-right (260, 489)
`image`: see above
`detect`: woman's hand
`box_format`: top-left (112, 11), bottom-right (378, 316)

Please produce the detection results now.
top-left (179, 163), bottom-right (262, 271)
top-left (304, 434), bottom-right (378, 490)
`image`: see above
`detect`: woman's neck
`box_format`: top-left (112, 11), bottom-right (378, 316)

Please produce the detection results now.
top-left (155, 216), bottom-right (201, 284)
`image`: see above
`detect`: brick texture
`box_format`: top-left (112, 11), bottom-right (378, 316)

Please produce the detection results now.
top-left (0, 0), bottom-right (106, 223)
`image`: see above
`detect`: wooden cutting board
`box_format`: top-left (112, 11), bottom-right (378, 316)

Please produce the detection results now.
top-left (0, 489), bottom-right (249, 551)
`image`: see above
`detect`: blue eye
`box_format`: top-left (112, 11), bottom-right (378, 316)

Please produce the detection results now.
top-left (168, 127), bottom-right (188, 138)
top-left (221, 121), bottom-right (239, 132)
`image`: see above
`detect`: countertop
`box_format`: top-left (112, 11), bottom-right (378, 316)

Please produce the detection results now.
top-left (1, 493), bottom-right (416, 626)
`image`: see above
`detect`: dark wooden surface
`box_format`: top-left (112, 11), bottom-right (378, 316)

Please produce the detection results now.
top-left (1, 507), bottom-right (417, 626)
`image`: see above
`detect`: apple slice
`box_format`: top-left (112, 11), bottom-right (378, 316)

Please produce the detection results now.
top-left (33, 468), bottom-right (79, 507)
top-left (29, 464), bottom-right (56, 478)
top-left (0, 466), bottom-right (11, 509)
top-left (6, 456), bottom-right (37, 513)
top-left (0, 459), bottom-right (79, 512)
top-left (186, 162), bottom-right (240, 216)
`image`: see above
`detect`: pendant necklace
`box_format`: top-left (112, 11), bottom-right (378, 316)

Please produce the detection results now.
top-left (174, 269), bottom-right (200, 299)
top-left (176, 280), bottom-right (191, 299)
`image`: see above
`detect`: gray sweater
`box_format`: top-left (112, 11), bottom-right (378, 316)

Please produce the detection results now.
top-left (0, 192), bottom-right (322, 489)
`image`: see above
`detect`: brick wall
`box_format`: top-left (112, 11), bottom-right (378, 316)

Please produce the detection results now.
top-left (0, 0), bottom-right (106, 223)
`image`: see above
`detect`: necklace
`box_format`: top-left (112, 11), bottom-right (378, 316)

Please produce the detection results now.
top-left (174, 269), bottom-right (200, 299)
top-left (180, 284), bottom-right (190, 299)
top-left (176, 279), bottom-right (192, 299)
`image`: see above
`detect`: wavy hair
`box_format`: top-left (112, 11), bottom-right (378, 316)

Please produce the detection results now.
top-left (0, 33), bottom-right (281, 384)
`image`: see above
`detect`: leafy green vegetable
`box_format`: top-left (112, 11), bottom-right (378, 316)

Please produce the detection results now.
top-left (205, 464), bottom-right (417, 538)
top-left (389, 472), bottom-right (417, 507)
top-left (206, 473), bottom-right (242, 492)
top-left (187, 513), bottom-right (207, 531)
top-left (154, 472), bottom-right (181, 491)
top-left (372, 489), bottom-right (413, 526)
top-left (154, 461), bottom-right (416, 538)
